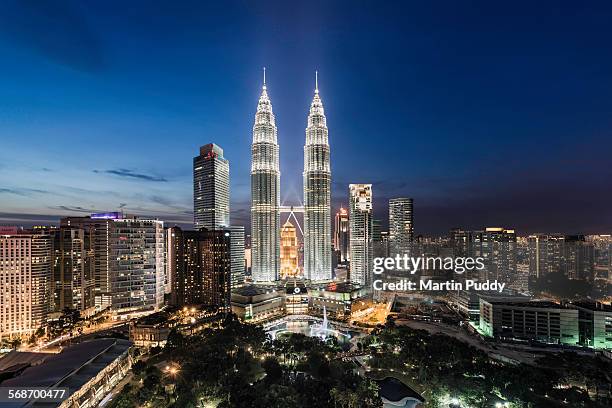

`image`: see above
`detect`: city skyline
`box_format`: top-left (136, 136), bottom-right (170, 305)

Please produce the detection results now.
top-left (2, 1), bottom-right (612, 235)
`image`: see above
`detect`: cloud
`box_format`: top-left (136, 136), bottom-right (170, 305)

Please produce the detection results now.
top-left (0, 188), bottom-right (49, 196)
top-left (55, 205), bottom-right (99, 213)
top-left (93, 168), bottom-right (168, 182)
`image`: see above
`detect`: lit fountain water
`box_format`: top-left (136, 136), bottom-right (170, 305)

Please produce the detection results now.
top-left (268, 306), bottom-right (351, 342)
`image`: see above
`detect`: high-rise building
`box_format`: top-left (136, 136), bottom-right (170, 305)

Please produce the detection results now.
top-left (61, 215), bottom-right (114, 308)
top-left (251, 69), bottom-right (281, 282)
top-left (564, 235), bottom-right (594, 281)
top-left (194, 143), bottom-right (230, 230)
top-left (473, 228), bottom-right (517, 283)
top-left (528, 234), bottom-right (565, 278)
top-left (228, 225), bottom-right (245, 288)
top-left (389, 198), bottom-right (414, 257)
top-left (0, 231), bottom-right (52, 340)
top-left (280, 220), bottom-right (300, 279)
top-left (303, 72), bottom-right (332, 282)
top-left (52, 227), bottom-right (96, 312)
top-left (110, 217), bottom-right (165, 314)
top-left (167, 227), bottom-right (231, 310)
top-left (349, 184), bottom-right (373, 287)
top-left (334, 207), bottom-right (349, 264)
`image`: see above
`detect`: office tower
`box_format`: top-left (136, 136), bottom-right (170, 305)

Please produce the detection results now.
top-left (280, 220), bottom-right (300, 279)
top-left (303, 72), bottom-right (332, 282)
top-left (167, 227), bottom-right (231, 310)
top-left (251, 69), bottom-right (281, 282)
top-left (0, 231), bottom-right (52, 340)
top-left (61, 214), bottom-right (114, 308)
top-left (194, 143), bottom-right (230, 230)
top-left (527, 234), bottom-right (565, 278)
top-left (349, 184), bottom-right (373, 287)
top-left (473, 228), bottom-right (517, 283)
top-left (334, 207), bottom-right (349, 264)
top-left (372, 219), bottom-right (388, 259)
top-left (52, 227), bottom-right (96, 312)
top-left (564, 235), bottom-right (594, 281)
top-left (389, 198), bottom-right (414, 257)
top-left (110, 217), bottom-right (165, 313)
top-left (228, 225), bottom-right (245, 288)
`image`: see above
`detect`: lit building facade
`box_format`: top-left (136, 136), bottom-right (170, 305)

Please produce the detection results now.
top-left (479, 299), bottom-right (579, 345)
top-left (334, 207), bottom-right (349, 264)
top-left (389, 198), bottom-right (414, 257)
top-left (167, 227), bottom-right (231, 310)
top-left (110, 218), bottom-right (165, 314)
top-left (0, 232), bottom-right (52, 339)
top-left (280, 220), bottom-right (300, 279)
top-left (61, 215), bottom-right (114, 309)
top-left (229, 225), bottom-right (245, 289)
top-left (349, 184), bottom-right (373, 287)
top-left (303, 73), bottom-right (332, 281)
top-left (528, 233), bottom-right (565, 278)
top-left (251, 71), bottom-right (281, 282)
top-left (52, 227), bottom-right (96, 312)
top-left (194, 143), bottom-right (230, 230)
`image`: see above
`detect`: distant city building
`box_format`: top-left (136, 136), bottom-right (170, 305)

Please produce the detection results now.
top-left (564, 235), bottom-right (594, 281)
top-left (110, 217), bottom-right (165, 314)
top-left (334, 207), bottom-right (349, 264)
top-left (372, 219), bottom-right (389, 259)
top-left (52, 227), bottom-right (96, 312)
top-left (389, 198), bottom-right (414, 257)
top-left (251, 71), bottom-right (281, 282)
top-left (167, 227), bottom-right (231, 310)
top-left (0, 232), bottom-right (52, 340)
top-left (303, 73), bottom-right (332, 282)
top-left (280, 220), bottom-right (300, 279)
top-left (349, 184), bottom-right (373, 287)
top-left (193, 143), bottom-right (230, 230)
top-left (527, 234), bottom-right (595, 282)
top-left (473, 227), bottom-right (517, 283)
top-left (229, 225), bottom-right (246, 289)
top-left (450, 227), bottom-right (517, 284)
top-left (527, 234), bottom-right (565, 278)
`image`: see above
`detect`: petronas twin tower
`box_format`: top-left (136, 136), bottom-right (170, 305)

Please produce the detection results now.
top-left (251, 70), bottom-right (331, 283)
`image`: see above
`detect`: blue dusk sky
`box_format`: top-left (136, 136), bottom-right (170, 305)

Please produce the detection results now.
top-left (1, 0), bottom-right (611, 235)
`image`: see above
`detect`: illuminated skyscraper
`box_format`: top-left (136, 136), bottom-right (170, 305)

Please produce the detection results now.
top-left (194, 143), bottom-right (230, 230)
top-left (0, 231), bottom-right (52, 340)
top-left (251, 69), bottom-right (280, 282)
top-left (303, 72), bottom-right (332, 281)
top-left (389, 198), bottom-right (414, 257)
top-left (334, 207), bottom-right (349, 264)
top-left (280, 220), bottom-right (300, 279)
top-left (349, 184), bottom-right (373, 287)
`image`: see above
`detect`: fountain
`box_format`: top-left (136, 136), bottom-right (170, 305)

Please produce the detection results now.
top-left (308, 306), bottom-right (351, 341)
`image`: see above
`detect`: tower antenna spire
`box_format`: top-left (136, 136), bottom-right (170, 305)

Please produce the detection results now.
top-left (315, 70), bottom-right (319, 93)
top-left (263, 67), bottom-right (266, 89)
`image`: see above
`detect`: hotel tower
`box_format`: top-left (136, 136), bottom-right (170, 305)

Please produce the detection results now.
top-left (251, 69), bottom-right (281, 282)
top-left (303, 72), bottom-right (332, 281)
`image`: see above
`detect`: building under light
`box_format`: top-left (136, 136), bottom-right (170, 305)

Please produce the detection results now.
top-left (193, 143), bottom-right (230, 230)
top-left (251, 70), bottom-right (281, 282)
top-left (303, 72), bottom-right (332, 282)
top-left (0, 231), bottom-right (52, 340)
top-left (389, 197), bottom-right (414, 257)
top-left (349, 184), bottom-right (373, 287)
top-left (280, 220), bottom-right (300, 279)
top-left (334, 207), bottom-right (349, 264)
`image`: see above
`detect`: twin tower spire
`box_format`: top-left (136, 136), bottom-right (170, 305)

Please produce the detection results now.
top-left (251, 68), bottom-right (332, 282)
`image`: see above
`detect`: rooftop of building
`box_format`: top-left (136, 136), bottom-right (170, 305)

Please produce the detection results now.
top-left (569, 301), bottom-right (612, 312)
top-left (375, 376), bottom-right (425, 403)
top-left (485, 300), bottom-right (568, 309)
top-left (1, 338), bottom-right (131, 394)
top-left (232, 284), bottom-right (279, 297)
top-left (311, 282), bottom-right (363, 293)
